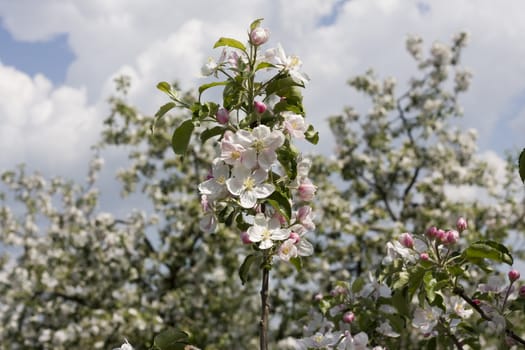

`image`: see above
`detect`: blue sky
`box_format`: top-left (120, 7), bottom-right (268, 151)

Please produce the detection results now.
top-left (0, 0), bottom-right (523, 182)
top-left (0, 22), bottom-right (74, 85)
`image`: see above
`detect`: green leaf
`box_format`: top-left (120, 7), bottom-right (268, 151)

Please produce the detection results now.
top-left (171, 119), bottom-right (194, 155)
top-left (239, 254), bottom-right (257, 285)
top-left (200, 126), bottom-right (225, 144)
top-left (518, 148), bottom-right (525, 183)
top-left (152, 102), bottom-right (176, 132)
top-left (276, 141), bottom-right (299, 180)
top-left (250, 18), bottom-right (264, 32)
top-left (392, 271), bottom-right (409, 290)
top-left (198, 81), bottom-right (228, 97)
top-left (266, 76), bottom-right (303, 97)
top-left (290, 257), bottom-right (302, 272)
top-left (463, 240), bottom-right (513, 265)
top-left (153, 328), bottom-right (190, 350)
top-left (256, 62), bottom-right (275, 71)
top-left (266, 191), bottom-right (292, 221)
top-left (407, 266), bottom-right (426, 298)
top-left (305, 124), bottom-right (319, 145)
top-left (352, 276), bottom-right (366, 293)
top-left (423, 271), bottom-right (437, 303)
top-left (157, 81), bottom-right (178, 100)
top-left (390, 287), bottom-right (410, 316)
top-left (213, 37), bottom-right (247, 52)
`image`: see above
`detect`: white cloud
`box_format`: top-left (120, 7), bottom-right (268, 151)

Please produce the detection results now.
top-left (0, 63), bottom-right (99, 176)
top-left (0, 0), bottom-right (524, 177)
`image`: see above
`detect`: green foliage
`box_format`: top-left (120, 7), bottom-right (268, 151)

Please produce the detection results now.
top-left (153, 328), bottom-right (191, 350)
top-left (463, 240), bottom-right (513, 265)
top-left (213, 37), bottom-right (247, 52)
top-left (171, 119), bottom-right (194, 155)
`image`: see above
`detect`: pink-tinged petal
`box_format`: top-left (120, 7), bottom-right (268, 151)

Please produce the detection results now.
top-left (240, 190), bottom-right (257, 208)
top-left (253, 213), bottom-right (268, 226)
top-left (242, 149), bottom-right (258, 169)
top-left (247, 225), bottom-right (264, 242)
top-left (199, 213), bottom-right (217, 233)
top-left (258, 151), bottom-right (277, 170)
top-left (297, 239), bottom-right (314, 256)
top-left (267, 216), bottom-right (282, 230)
top-left (236, 130), bottom-right (254, 147)
top-left (264, 130), bottom-right (285, 150)
top-left (251, 168), bottom-right (269, 183)
top-left (226, 177), bottom-right (243, 196)
top-left (254, 183), bottom-right (274, 199)
top-left (271, 228), bottom-right (291, 241)
top-left (252, 125), bottom-right (271, 139)
top-left (213, 161), bottom-right (229, 178)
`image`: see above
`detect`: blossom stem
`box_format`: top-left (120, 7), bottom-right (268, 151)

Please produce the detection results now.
top-left (259, 258), bottom-right (271, 350)
top-left (501, 280), bottom-right (514, 313)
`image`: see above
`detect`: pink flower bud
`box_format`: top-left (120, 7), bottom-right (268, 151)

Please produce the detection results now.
top-left (254, 101), bottom-right (267, 114)
top-left (342, 311), bottom-right (355, 324)
top-left (444, 230), bottom-right (459, 244)
top-left (250, 27), bottom-right (270, 46)
top-left (399, 232), bottom-right (414, 248)
top-left (298, 178), bottom-right (316, 201)
top-left (519, 286), bottom-right (525, 298)
top-left (420, 252), bottom-right (429, 261)
top-left (436, 229), bottom-right (446, 242)
top-left (509, 269), bottom-right (520, 282)
top-left (240, 231), bottom-right (252, 244)
top-left (426, 226), bottom-right (438, 238)
top-left (289, 231), bottom-right (300, 243)
top-left (456, 217), bottom-right (468, 232)
top-left (314, 293), bottom-right (323, 301)
top-left (472, 299), bottom-right (481, 305)
top-left (215, 107), bottom-right (229, 124)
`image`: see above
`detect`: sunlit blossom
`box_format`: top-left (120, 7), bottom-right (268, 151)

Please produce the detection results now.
top-left (247, 213), bottom-right (290, 249)
top-left (282, 112), bottom-right (307, 138)
top-left (226, 165), bottom-right (274, 208)
top-left (265, 43), bottom-right (310, 85)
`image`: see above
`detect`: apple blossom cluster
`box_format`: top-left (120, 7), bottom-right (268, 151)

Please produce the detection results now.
top-left (383, 216), bottom-right (468, 266)
top-left (192, 20), bottom-right (317, 263)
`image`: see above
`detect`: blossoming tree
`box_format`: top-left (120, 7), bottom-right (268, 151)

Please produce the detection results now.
top-left (1, 19), bottom-right (524, 350)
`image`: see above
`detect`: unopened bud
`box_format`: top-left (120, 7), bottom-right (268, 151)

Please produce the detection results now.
top-left (509, 269), bottom-right (520, 282)
top-left (342, 311), bottom-right (355, 324)
top-left (250, 27), bottom-right (270, 46)
top-left (444, 230), bottom-right (459, 244)
top-left (426, 226), bottom-right (438, 238)
top-left (240, 231), bottom-right (252, 244)
top-left (298, 178), bottom-right (316, 201)
top-left (420, 252), bottom-right (429, 261)
top-left (456, 217), bottom-right (468, 232)
top-left (519, 286), bottom-right (525, 298)
top-left (254, 101), bottom-right (267, 114)
top-left (399, 232), bottom-right (414, 248)
top-left (216, 107), bottom-right (229, 124)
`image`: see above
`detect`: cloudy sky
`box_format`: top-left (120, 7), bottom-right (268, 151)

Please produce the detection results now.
top-left (0, 0), bottom-right (523, 182)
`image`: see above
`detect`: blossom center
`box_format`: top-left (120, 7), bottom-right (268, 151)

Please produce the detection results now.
top-left (262, 229), bottom-right (271, 241)
top-left (231, 150), bottom-right (241, 160)
top-left (253, 139), bottom-right (264, 152)
top-left (216, 175), bottom-right (226, 185)
top-left (243, 176), bottom-right (255, 190)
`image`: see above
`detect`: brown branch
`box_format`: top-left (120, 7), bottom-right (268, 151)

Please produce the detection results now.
top-left (259, 258), bottom-right (271, 350)
top-left (453, 287), bottom-right (525, 346)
